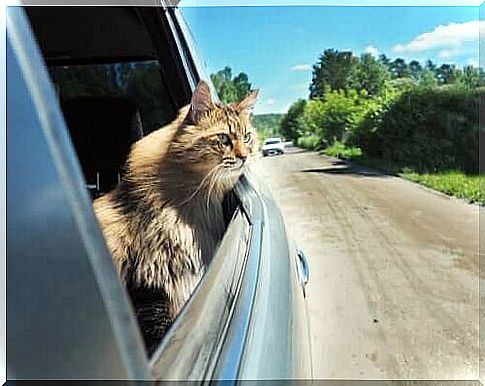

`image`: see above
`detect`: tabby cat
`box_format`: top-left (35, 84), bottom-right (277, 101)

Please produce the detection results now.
top-left (94, 80), bottom-right (259, 354)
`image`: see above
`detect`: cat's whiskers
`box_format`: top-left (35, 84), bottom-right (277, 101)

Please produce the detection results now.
top-left (205, 166), bottom-right (223, 209)
top-left (177, 165), bottom-right (221, 207)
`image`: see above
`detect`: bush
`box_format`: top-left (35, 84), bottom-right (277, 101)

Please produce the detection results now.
top-left (352, 85), bottom-right (481, 174)
top-left (322, 141), bottom-right (362, 159)
top-left (297, 134), bottom-right (320, 150)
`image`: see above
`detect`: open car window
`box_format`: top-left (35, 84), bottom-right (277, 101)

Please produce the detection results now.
top-left (48, 60), bottom-right (175, 197)
top-left (13, 5), bottom-right (253, 373)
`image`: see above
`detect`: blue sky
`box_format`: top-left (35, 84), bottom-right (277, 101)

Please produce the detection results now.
top-left (180, 5), bottom-right (480, 114)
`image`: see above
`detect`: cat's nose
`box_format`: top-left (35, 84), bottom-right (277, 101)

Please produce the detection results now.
top-left (235, 144), bottom-right (248, 161)
top-left (236, 151), bottom-right (248, 161)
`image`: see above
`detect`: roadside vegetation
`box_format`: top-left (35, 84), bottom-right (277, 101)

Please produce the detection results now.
top-left (277, 50), bottom-right (484, 205)
top-left (400, 171), bottom-right (483, 204)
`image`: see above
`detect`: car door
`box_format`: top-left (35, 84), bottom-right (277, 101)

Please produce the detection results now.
top-left (7, 4), bottom-right (312, 381)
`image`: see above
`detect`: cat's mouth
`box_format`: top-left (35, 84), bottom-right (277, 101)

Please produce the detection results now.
top-left (222, 158), bottom-right (246, 170)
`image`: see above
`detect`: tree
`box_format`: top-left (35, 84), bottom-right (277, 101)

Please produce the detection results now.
top-left (232, 72), bottom-right (252, 101)
top-left (351, 53), bottom-right (390, 97)
top-left (300, 90), bottom-right (371, 147)
top-left (390, 58), bottom-right (411, 78)
top-left (408, 60), bottom-right (423, 80)
top-left (418, 68), bottom-right (438, 88)
top-left (435, 64), bottom-right (462, 84)
top-left (461, 65), bottom-right (480, 88)
top-left (378, 54), bottom-right (392, 70)
top-left (210, 66), bottom-right (252, 104)
top-left (309, 49), bottom-right (359, 98)
top-left (279, 99), bottom-right (306, 141)
top-left (425, 60), bottom-right (437, 72)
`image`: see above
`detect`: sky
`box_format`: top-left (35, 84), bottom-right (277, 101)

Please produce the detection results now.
top-left (179, 4), bottom-right (481, 114)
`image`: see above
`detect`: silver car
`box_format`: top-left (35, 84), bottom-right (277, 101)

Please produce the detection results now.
top-left (262, 137), bottom-right (285, 157)
top-left (7, 2), bottom-right (312, 382)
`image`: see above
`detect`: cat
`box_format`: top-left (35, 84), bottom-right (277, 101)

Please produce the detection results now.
top-left (93, 80), bottom-right (259, 355)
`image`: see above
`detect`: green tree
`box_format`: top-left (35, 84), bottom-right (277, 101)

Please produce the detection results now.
top-left (210, 66), bottom-right (252, 104)
top-left (408, 60), bottom-right (423, 80)
top-left (309, 49), bottom-right (359, 98)
top-left (300, 89), bottom-right (370, 147)
top-left (425, 60), bottom-right (437, 72)
top-left (436, 64), bottom-right (462, 84)
top-left (461, 65), bottom-right (480, 88)
top-left (378, 54), bottom-right (392, 70)
top-left (279, 99), bottom-right (306, 141)
top-left (390, 58), bottom-right (411, 78)
top-left (351, 53), bottom-right (390, 96)
top-left (418, 68), bottom-right (438, 88)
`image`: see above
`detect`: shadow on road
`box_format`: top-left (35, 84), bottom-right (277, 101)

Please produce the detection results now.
top-left (300, 165), bottom-right (389, 178)
top-left (283, 148), bottom-right (308, 155)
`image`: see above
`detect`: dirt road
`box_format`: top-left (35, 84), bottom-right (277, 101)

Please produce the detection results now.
top-left (251, 145), bottom-right (479, 380)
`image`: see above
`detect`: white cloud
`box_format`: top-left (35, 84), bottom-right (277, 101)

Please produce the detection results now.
top-left (392, 20), bottom-right (483, 54)
top-left (437, 48), bottom-right (457, 58)
top-left (291, 64), bottom-right (312, 71)
top-left (467, 57), bottom-right (479, 67)
top-left (265, 98), bottom-right (275, 105)
top-left (364, 45), bottom-right (380, 56)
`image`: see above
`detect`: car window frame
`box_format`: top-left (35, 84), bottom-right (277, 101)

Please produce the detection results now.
top-left (11, 4), bottom-right (264, 381)
top-left (7, 7), bottom-right (151, 379)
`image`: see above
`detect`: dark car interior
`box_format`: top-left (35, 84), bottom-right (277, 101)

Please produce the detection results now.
top-left (26, 6), bottom-right (190, 197)
top-left (25, 6), bottom-right (239, 355)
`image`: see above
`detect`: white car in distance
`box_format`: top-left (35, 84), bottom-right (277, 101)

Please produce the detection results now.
top-left (261, 137), bottom-right (285, 156)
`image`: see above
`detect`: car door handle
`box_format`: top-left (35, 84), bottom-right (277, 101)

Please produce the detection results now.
top-left (297, 249), bottom-right (309, 286)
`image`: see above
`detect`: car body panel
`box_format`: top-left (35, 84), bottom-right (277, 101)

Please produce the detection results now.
top-left (236, 172), bottom-right (313, 380)
top-left (7, 5), bottom-right (312, 382)
top-left (6, 7), bottom-right (150, 380)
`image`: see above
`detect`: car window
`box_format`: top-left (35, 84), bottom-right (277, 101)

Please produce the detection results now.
top-left (49, 60), bottom-right (174, 134)
top-left (265, 139), bottom-right (281, 145)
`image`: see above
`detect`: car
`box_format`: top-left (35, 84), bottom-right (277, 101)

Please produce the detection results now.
top-left (7, 2), bottom-right (312, 382)
top-left (262, 137), bottom-right (285, 156)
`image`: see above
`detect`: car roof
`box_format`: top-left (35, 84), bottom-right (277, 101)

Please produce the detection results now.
top-left (265, 137), bottom-right (282, 142)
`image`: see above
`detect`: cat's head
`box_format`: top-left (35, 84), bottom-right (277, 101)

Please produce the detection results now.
top-left (172, 80), bottom-right (259, 190)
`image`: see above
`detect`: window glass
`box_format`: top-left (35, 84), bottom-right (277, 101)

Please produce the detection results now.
top-left (265, 139), bottom-right (282, 145)
top-left (49, 60), bottom-right (174, 134)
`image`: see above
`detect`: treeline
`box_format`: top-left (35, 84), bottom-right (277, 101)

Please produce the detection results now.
top-left (252, 114), bottom-right (283, 140)
top-left (280, 49), bottom-right (483, 174)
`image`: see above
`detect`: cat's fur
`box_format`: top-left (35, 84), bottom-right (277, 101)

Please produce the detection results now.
top-left (94, 81), bottom-right (258, 354)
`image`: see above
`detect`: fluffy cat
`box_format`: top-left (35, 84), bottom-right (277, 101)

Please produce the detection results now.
top-left (94, 80), bottom-right (259, 354)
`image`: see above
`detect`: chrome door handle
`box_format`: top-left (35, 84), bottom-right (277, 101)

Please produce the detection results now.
top-left (297, 249), bottom-right (309, 286)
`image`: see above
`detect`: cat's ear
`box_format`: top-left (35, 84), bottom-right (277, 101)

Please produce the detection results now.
top-left (236, 89), bottom-right (259, 113)
top-left (189, 80), bottom-right (214, 123)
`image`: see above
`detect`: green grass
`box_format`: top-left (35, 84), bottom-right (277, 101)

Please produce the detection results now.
top-left (398, 171), bottom-right (484, 205)
top-left (313, 141), bottom-right (483, 205)
top-left (354, 157), bottom-right (484, 205)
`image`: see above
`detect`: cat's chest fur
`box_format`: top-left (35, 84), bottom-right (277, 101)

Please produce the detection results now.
top-left (95, 191), bottom-right (225, 317)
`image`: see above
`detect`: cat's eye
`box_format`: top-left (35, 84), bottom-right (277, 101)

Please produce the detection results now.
top-left (218, 133), bottom-right (232, 146)
top-left (243, 133), bottom-right (252, 143)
